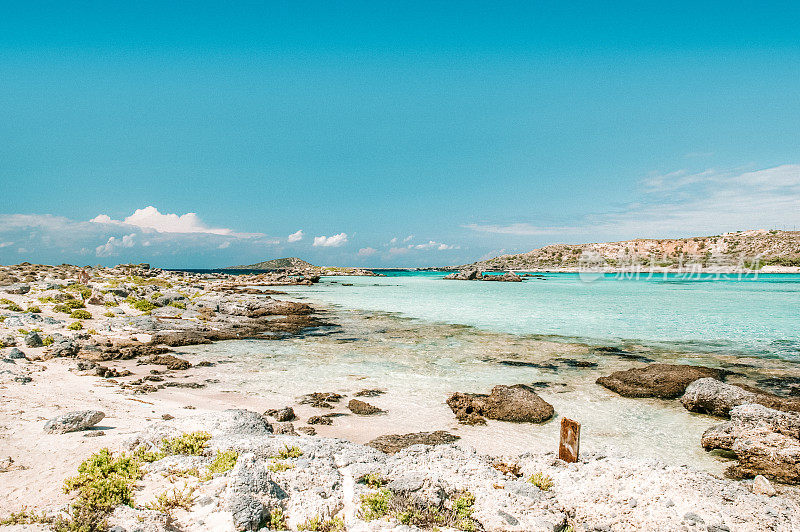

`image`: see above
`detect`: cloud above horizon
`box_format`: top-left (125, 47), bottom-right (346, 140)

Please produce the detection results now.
top-left (90, 206), bottom-right (261, 238)
top-left (313, 233), bottom-right (348, 247)
top-left (464, 164), bottom-right (800, 240)
top-left (287, 229), bottom-right (304, 242)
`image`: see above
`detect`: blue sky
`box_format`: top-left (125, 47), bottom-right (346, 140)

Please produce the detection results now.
top-left (1, 2), bottom-right (799, 268)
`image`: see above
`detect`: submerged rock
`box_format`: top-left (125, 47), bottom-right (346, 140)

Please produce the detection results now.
top-left (596, 364), bottom-right (726, 399)
top-left (701, 404), bottom-right (800, 483)
top-left (347, 399), bottom-right (383, 415)
top-left (681, 378), bottom-right (800, 417)
top-left (367, 430), bottom-right (460, 454)
top-left (44, 410), bottom-right (105, 434)
top-left (447, 384), bottom-right (554, 424)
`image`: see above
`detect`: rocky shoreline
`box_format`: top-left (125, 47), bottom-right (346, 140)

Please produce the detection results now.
top-left (1, 262), bottom-right (800, 531)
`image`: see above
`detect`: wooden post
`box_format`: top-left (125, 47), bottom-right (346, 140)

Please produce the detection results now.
top-left (559, 417), bottom-right (580, 463)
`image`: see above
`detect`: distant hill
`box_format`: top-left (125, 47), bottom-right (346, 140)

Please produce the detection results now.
top-left (460, 230), bottom-right (800, 271)
top-left (226, 257), bottom-right (316, 270)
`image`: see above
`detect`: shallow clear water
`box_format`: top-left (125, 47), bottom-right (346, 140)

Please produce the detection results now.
top-left (177, 271), bottom-right (800, 473)
top-left (278, 272), bottom-right (800, 361)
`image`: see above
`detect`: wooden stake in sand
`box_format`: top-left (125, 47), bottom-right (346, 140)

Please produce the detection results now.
top-left (559, 417), bottom-right (580, 463)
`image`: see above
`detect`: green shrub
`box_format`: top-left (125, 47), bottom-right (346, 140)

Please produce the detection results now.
top-left (66, 283), bottom-right (93, 300)
top-left (268, 460), bottom-right (294, 472)
top-left (103, 311), bottom-right (115, 318)
top-left (132, 299), bottom-right (157, 313)
top-left (68, 321), bottom-right (83, 330)
top-left (528, 472), bottom-right (553, 491)
top-left (26, 306), bottom-right (42, 313)
top-left (359, 489), bottom-right (391, 520)
top-left (53, 304), bottom-right (71, 313)
top-left (267, 508), bottom-right (287, 530)
top-left (5, 303), bottom-right (23, 312)
top-left (145, 486), bottom-right (196, 514)
top-left (64, 299), bottom-right (86, 309)
top-left (70, 309), bottom-right (92, 320)
top-left (60, 448), bottom-right (143, 530)
top-left (43, 336), bottom-right (54, 346)
top-left (298, 516), bottom-right (345, 531)
top-left (87, 328), bottom-right (98, 335)
top-left (168, 301), bottom-right (186, 309)
top-left (202, 450), bottom-right (239, 480)
top-left (274, 445), bottom-right (303, 459)
top-left (161, 431), bottom-right (211, 456)
top-left (359, 489), bottom-right (477, 531)
top-left (358, 472), bottom-right (387, 489)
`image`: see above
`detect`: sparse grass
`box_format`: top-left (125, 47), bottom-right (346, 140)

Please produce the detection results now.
top-left (359, 488), bottom-right (478, 531)
top-left (201, 449), bottom-right (238, 480)
top-left (103, 311), bottom-right (115, 317)
top-left (132, 446), bottom-right (166, 463)
top-left (297, 515), bottom-right (345, 531)
top-left (273, 444), bottom-right (303, 459)
top-left (528, 472), bottom-right (554, 491)
top-left (66, 283), bottom-right (93, 300)
top-left (5, 302), bottom-right (23, 312)
top-left (168, 301), bottom-right (186, 309)
top-left (161, 431), bottom-right (211, 456)
top-left (267, 507), bottom-right (287, 530)
top-left (0, 507), bottom-right (53, 526)
top-left (358, 472), bottom-right (387, 489)
top-left (267, 460), bottom-right (295, 472)
top-left (145, 486), bottom-right (196, 514)
top-left (70, 309), bottom-right (92, 320)
top-left (68, 321), bottom-right (83, 330)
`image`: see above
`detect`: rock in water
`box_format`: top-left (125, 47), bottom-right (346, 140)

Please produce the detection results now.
top-left (367, 431), bottom-right (460, 454)
top-left (753, 475), bottom-right (776, 496)
top-left (447, 384), bottom-right (554, 424)
top-left (681, 378), bottom-right (800, 417)
top-left (596, 364), bottom-right (727, 399)
top-left (347, 399), bottom-right (383, 415)
top-left (44, 410), bottom-right (105, 434)
top-left (701, 404), bottom-right (800, 483)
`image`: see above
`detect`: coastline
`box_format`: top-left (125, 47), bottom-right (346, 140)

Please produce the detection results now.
top-left (2, 263), bottom-right (800, 530)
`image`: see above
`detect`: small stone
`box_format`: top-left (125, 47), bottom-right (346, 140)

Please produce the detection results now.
top-left (83, 430), bottom-right (105, 438)
top-left (752, 475), bottom-right (776, 496)
top-left (272, 422), bottom-right (297, 435)
top-left (307, 416), bottom-right (333, 425)
top-left (297, 426), bottom-right (316, 435)
top-left (44, 410), bottom-right (105, 434)
top-left (6, 348), bottom-right (25, 359)
top-left (274, 407), bottom-right (296, 422)
top-left (24, 331), bottom-right (43, 348)
top-left (161, 413), bottom-right (174, 420)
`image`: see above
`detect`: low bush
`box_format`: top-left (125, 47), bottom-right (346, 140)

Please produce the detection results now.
top-left (68, 321), bottom-right (83, 330)
top-left (297, 515), bottom-right (345, 531)
top-left (132, 299), bottom-right (157, 313)
top-left (161, 431), bottom-right (211, 456)
top-left (70, 309), bottom-right (92, 320)
top-left (26, 306), bottom-right (42, 313)
top-left (202, 450), bottom-right (238, 480)
top-left (145, 486), bottom-right (196, 514)
top-left (528, 472), bottom-right (553, 491)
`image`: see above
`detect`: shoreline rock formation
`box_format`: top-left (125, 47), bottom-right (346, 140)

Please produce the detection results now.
top-left (447, 384), bottom-right (555, 424)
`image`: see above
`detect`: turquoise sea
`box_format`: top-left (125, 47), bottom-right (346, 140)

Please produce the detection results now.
top-left (278, 271), bottom-right (800, 362)
top-left (176, 270), bottom-right (800, 471)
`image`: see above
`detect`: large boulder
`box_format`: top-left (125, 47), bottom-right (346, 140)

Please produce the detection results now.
top-left (701, 404), bottom-right (800, 483)
top-left (44, 410), bottom-right (105, 434)
top-left (682, 378), bottom-right (800, 417)
top-left (443, 269), bottom-right (481, 280)
top-left (596, 364), bottom-right (726, 399)
top-left (347, 399), bottom-right (383, 415)
top-left (23, 331), bottom-right (43, 348)
top-left (447, 384), bottom-right (554, 424)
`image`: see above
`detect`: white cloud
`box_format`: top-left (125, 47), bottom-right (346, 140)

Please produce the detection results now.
top-left (388, 246), bottom-right (410, 255)
top-left (313, 233), bottom-right (348, 247)
top-left (464, 164), bottom-right (800, 240)
top-left (95, 233), bottom-right (136, 257)
top-left (0, 242), bottom-right (13, 248)
top-left (357, 247), bottom-right (377, 256)
top-left (389, 237), bottom-right (398, 245)
top-left (409, 240), bottom-right (459, 250)
top-left (287, 229), bottom-right (304, 242)
top-left (90, 206), bottom-right (260, 237)
top-left (403, 235), bottom-right (414, 242)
